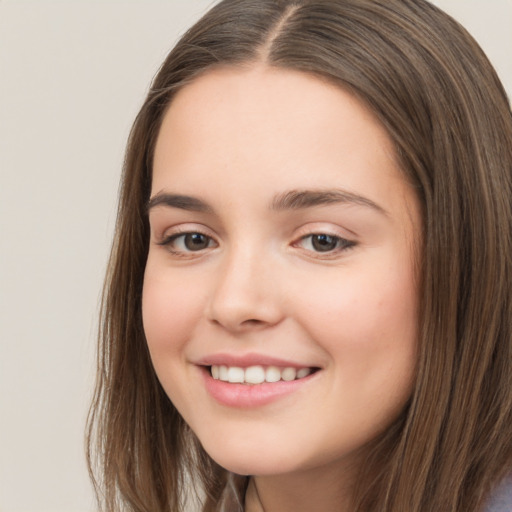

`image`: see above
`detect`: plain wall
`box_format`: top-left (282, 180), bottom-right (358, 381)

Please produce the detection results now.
top-left (0, 1), bottom-right (510, 511)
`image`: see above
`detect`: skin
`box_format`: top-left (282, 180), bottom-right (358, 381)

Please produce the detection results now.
top-left (143, 65), bottom-right (421, 512)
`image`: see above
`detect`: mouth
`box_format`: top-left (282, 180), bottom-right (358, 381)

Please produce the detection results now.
top-left (208, 364), bottom-right (320, 385)
top-left (198, 359), bottom-right (321, 407)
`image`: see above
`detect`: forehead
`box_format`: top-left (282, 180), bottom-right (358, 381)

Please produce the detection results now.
top-left (153, 65), bottom-right (400, 187)
top-left (158, 66), bottom-right (394, 146)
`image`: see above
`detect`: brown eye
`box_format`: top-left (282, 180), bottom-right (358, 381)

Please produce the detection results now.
top-left (159, 231), bottom-right (216, 254)
top-left (182, 233), bottom-right (211, 251)
top-left (297, 233), bottom-right (356, 255)
top-left (311, 234), bottom-right (339, 252)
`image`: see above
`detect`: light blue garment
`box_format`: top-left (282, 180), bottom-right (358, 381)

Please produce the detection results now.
top-left (219, 473), bottom-right (512, 511)
top-left (485, 474), bottom-right (512, 512)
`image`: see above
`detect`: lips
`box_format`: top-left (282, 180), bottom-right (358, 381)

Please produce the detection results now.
top-left (196, 353), bottom-right (321, 407)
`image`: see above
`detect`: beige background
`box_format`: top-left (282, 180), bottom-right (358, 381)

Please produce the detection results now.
top-left (0, 1), bottom-right (510, 511)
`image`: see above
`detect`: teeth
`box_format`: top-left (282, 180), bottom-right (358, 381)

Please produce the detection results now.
top-left (281, 367), bottom-right (297, 381)
top-left (227, 366), bottom-right (244, 383)
top-left (265, 366), bottom-right (281, 383)
top-left (297, 368), bottom-right (311, 379)
top-left (245, 365), bottom-right (265, 384)
top-left (210, 365), bottom-right (314, 384)
top-left (219, 365), bottom-right (229, 381)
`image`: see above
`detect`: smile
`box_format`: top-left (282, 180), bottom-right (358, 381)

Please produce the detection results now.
top-left (210, 365), bottom-right (315, 384)
top-left (199, 361), bottom-right (321, 407)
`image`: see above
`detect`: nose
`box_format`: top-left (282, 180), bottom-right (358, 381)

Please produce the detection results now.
top-left (206, 245), bottom-right (284, 333)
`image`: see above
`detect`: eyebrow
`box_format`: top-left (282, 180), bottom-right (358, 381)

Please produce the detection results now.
top-left (147, 188), bottom-right (387, 216)
top-left (270, 189), bottom-right (388, 215)
top-left (147, 193), bottom-right (213, 213)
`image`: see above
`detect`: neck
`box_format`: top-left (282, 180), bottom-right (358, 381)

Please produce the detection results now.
top-left (244, 461), bottom-right (357, 512)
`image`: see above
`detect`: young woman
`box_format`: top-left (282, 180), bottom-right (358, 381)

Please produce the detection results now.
top-left (87, 1), bottom-right (512, 511)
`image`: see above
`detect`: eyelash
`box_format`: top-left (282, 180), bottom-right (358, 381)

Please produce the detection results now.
top-left (157, 229), bottom-right (217, 257)
top-left (157, 229), bottom-right (356, 258)
top-left (294, 233), bottom-right (356, 257)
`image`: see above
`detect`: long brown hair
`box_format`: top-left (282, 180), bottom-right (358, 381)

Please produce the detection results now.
top-left (86, 1), bottom-right (512, 510)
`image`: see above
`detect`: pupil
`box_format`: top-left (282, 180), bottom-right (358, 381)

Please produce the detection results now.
top-left (185, 233), bottom-right (208, 250)
top-left (312, 234), bottom-right (337, 252)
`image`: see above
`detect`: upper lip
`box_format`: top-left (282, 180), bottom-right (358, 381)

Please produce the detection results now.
top-left (195, 352), bottom-right (319, 369)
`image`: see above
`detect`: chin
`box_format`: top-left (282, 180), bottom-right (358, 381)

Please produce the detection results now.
top-left (209, 451), bottom-right (298, 477)
top-left (197, 434), bottom-right (301, 476)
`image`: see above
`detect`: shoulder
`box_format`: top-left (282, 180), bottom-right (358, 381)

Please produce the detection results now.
top-left (484, 474), bottom-right (512, 512)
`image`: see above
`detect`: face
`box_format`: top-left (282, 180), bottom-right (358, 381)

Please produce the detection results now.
top-left (143, 66), bottom-right (420, 478)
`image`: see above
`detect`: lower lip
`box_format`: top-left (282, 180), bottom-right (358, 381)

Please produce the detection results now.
top-left (201, 367), bottom-right (317, 408)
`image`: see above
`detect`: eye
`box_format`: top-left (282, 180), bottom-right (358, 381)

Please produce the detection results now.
top-left (298, 233), bottom-right (355, 253)
top-left (159, 231), bottom-right (217, 253)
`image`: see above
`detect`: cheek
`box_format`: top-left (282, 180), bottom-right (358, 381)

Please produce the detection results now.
top-left (298, 257), bottom-right (417, 336)
top-left (292, 256), bottom-right (418, 393)
top-left (142, 267), bottom-right (211, 416)
top-left (142, 268), bottom-right (204, 361)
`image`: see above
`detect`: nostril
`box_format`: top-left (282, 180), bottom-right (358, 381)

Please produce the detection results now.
top-left (243, 319), bottom-right (264, 325)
